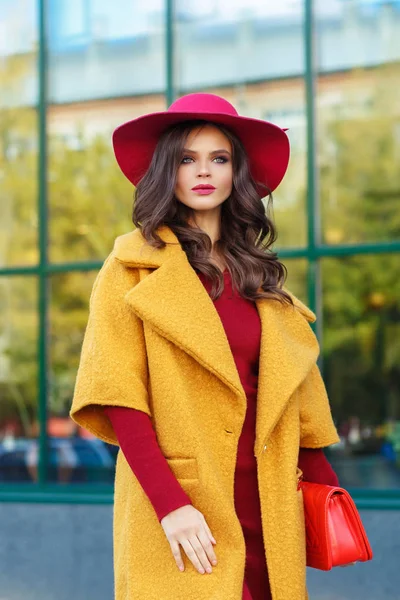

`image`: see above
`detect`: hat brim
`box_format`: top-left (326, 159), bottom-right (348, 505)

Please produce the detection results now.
top-left (112, 110), bottom-right (290, 195)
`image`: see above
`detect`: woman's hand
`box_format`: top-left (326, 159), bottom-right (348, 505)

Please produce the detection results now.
top-left (160, 504), bottom-right (218, 574)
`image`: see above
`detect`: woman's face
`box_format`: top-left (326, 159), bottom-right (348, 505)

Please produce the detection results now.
top-left (175, 125), bottom-right (233, 213)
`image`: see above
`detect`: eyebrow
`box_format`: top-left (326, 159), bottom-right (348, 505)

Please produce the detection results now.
top-left (182, 148), bottom-right (231, 156)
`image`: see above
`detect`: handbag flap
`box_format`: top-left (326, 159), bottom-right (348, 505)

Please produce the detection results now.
top-left (300, 481), bottom-right (373, 570)
top-left (328, 487), bottom-right (374, 564)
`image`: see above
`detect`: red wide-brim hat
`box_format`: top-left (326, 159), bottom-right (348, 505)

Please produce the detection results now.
top-left (112, 92), bottom-right (290, 195)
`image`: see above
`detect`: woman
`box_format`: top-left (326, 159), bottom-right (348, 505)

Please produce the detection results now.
top-left (70, 93), bottom-right (342, 600)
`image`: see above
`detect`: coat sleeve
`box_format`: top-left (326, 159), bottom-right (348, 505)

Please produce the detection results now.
top-left (298, 362), bottom-right (341, 449)
top-left (69, 252), bottom-right (150, 445)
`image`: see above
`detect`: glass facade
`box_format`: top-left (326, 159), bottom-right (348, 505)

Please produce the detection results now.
top-left (0, 0), bottom-right (399, 504)
top-left (0, 0), bottom-right (39, 267)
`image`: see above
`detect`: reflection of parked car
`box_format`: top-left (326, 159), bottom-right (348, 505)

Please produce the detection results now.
top-left (0, 437), bottom-right (116, 483)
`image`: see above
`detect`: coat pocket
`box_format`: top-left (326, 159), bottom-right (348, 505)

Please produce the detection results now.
top-left (165, 457), bottom-right (199, 481)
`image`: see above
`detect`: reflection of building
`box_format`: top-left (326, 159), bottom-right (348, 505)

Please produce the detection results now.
top-left (6, 2), bottom-right (400, 105)
top-left (1, 2), bottom-right (400, 599)
top-left (46, 4), bottom-right (400, 144)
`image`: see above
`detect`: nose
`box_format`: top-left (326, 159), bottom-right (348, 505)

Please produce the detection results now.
top-left (196, 160), bottom-right (211, 178)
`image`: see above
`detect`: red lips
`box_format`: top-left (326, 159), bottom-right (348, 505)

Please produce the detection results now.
top-left (191, 184), bottom-right (216, 190)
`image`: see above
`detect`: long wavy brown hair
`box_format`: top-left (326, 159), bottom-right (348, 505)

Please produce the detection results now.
top-left (132, 119), bottom-right (293, 306)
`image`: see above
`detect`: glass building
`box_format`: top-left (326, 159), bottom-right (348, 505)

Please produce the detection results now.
top-left (1, 0), bottom-right (400, 522)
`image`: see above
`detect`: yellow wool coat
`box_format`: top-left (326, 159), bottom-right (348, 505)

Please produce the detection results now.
top-left (70, 225), bottom-right (340, 600)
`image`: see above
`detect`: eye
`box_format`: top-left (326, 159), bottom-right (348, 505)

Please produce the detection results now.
top-left (181, 156), bottom-right (194, 164)
top-left (213, 156), bottom-right (229, 164)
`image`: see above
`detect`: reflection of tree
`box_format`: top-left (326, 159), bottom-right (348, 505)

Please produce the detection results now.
top-left (0, 277), bottom-right (37, 436)
top-left (48, 134), bottom-right (132, 262)
top-left (324, 267), bottom-right (400, 428)
top-left (0, 56), bottom-right (133, 432)
top-left (369, 296), bottom-right (400, 424)
top-left (0, 56), bottom-right (38, 267)
top-left (320, 65), bottom-right (400, 245)
top-left (319, 67), bottom-right (400, 433)
top-left (273, 142), bottom-right (307, 248)
top-left (1, 126), bottom-right (134, 429)
top-left (49, 271), bottom-right (98, 418)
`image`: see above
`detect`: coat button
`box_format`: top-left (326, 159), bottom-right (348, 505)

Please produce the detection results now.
top-left (263, 444), bottom-right (268, 452)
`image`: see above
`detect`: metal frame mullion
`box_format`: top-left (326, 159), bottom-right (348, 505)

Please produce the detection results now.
top-left (304, 0), bottom-right (321, 339)
top-left (37, 0), bottom-right (49, 486)
top-left (2, 240), bottom-right (400, 280)
top-left (165, 0), bottom-right (176, 106)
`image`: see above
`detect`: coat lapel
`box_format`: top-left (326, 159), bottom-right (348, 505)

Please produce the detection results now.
top-left (114, 226), bottom-right (246, 402)
top-left (254, 298), bottom-right (319, 456)
top-left (113, 225), bottom-right (319, 457)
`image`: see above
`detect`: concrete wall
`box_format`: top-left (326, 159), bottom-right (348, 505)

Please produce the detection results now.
top-left (0, 503), bottom-right (398, 600)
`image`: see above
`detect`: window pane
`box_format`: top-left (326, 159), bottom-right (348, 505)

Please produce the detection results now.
top-left (49, 270), bottom-right (115, 484)
top-left (47, 1), bottom-right (166, 263)
top-left (175, 1), bottom-right (305, 89)
top-left (322, 255), bottom-right (400, 489)
top-left (316, 1), bottom-right (400, 244)
top-left (48, 0), bottom-right (165, 102)
top-left (175, 1), bottom-right (307, 248)
top-left (47, 130), bottom-right (136, 263)
top-left (0, 0), bottom-right (38, 266)
top-left (0, 276), bottom-right (38, 483)
top-left (282, 258), bottom-right (307, 304)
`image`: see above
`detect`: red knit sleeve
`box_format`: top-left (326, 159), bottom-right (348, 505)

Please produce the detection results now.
top-left (298, 447), bottom-right (339, 486)
top-left (103, 406), bottom-right (193, 521)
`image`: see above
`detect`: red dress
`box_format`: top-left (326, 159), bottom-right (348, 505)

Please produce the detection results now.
top-left (197, 268), bottom-right (270, 600)
top-left (104, 268), bottom-right (339, 600)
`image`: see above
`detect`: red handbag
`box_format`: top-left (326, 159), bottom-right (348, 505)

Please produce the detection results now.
top-left (298, 477), bottom-right (374, 570)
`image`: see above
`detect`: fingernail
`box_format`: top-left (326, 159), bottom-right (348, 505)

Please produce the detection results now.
top-left (179, 565), bottom-right (184, 572)
top-left (206, 567), bottom-right (212, 573)
top-left (212, 560), bottom-right (217, 565)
